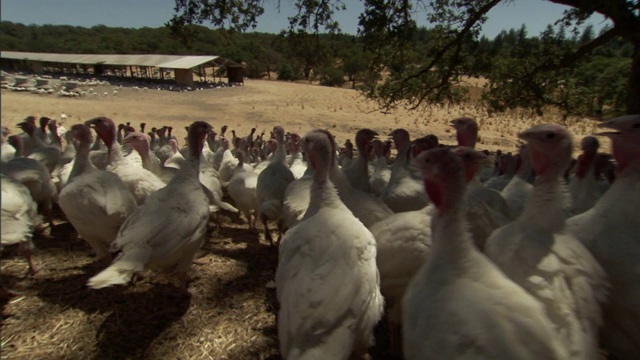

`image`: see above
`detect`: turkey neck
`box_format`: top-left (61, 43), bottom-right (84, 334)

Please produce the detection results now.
top-left (456, 128), bottom-right (477, 149)
top-left (107, 141), bottom-right (125, 163)
top-left (273, 135), bottom-right (287, 163)
top-left (306, 153), bottom-right (338, 218)
top-left (521, 177), bottom-right (567, 232)
top-left (49, 128), bottom-right (62, 148)
top-left (69, 139), bottom-right (93, 180)
top-left (91, 134), bottom-right (102, 151)
top-left (117, 127), bottom-right (124, 144)
top-left (353, 135), bottom-right (369, 172)
top-left (10, 137), bottom-right (24, 157)
top-left (135, 142), bottom-right (153, 169)
top-left (612, 140), bottom-right (640, 177)
top-left (575, 150), bottom-right (596, 179)
top-left (236, 150), bottom-right (246, 169)
top-left (329, 163), bottom-right (355, 196)
top-left (178, 131), bottom-right (204, 181)
top-left (430, 185), bottom-right (475, 264)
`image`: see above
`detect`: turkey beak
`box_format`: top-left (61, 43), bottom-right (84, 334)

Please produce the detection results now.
top-left (517, 130), bottom-right (536, 142)
top-left (16, 122), bottom-right (26, 129)
top-left (84, 119), bottom-right (97, 129)
top-left (595, 119), bottom-right (622, 137)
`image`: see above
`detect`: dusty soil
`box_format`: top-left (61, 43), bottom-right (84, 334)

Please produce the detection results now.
top-left (0, 78), bottom-right (603, 359)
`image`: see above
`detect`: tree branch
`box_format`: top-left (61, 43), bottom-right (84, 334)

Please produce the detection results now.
top-left (400, 0), bottom-right (502, 85)
top-left (546, 0), bottom-right (635, 25)
top-left (531, 26), bottom-right (624, 74)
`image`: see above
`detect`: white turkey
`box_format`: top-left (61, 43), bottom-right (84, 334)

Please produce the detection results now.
top-left (85, 117), bottom-right (166, 205)
top-left (286, 133), bottom-right (307, 180)
top-left (462, 164), bottom-right (514, 251)
top-left (227, 150), bottom-right (259, 230)
top-left (566, 114), bottom-right (640, 360)
top-left (281, 167), bottom-right (314, 229)
top-left (164, 139), bottom-right (186, 170)
top-left (369, 139), bottom-right (392, 196)
top-left (252, 138), bottom-right (277, 175)
top-left (369, 204), bottom-right (433, 356)
top-left (568, 136), bottom-right (609, 215)
top-left (281, 140), bottom-right (394, 231)
top-left (500, 145), bottom-right (534, 218)
top-left (17, 118), bottom-right (61, 174)
top-left (153, 126), bottom-right (174, 164)
top-left (337, 138), bottom-right (353, 169)
top-left (1, 127), bottom-right (16, 163)
top-left (450, 117), bottom-right (513, 251)
top-left (87, 121), bottom-right (214, 289)
top-left (478, 149), bottom-right (502, 183)
top-left (1, 135), bottom-right (57, 228)
top-left (450, 116), bottom-right (478, 149)
top-left (380, 131), bottom-right (431, 213)
top-left (484, 152), bottom-right (517, 192)
top-left (276, 129), bottom-right (383, 359)
top-left (34, 116), bottom-right (52, 144)
top-left (58, 124), bottom-right (137, 264)
top-left (197, 145), bottom-right (238, 216)
top-left (343, 128), bottom-right (378, 193)
top-left (1, 174), bottom-right (42, 275)
top-left (256, 126), bottom-right (295, 244)
top-left (216, 137), bottom-right (239, 184)
top-left (123, 131), bottom-right (176, 183)
top-left (330, 152), bottom-right (394, 228)
top-left (47, 120), bottom-right (73, 166)
top-left (485, 124), bottom-right (608, 360)
top-left (16, 116), bottom-right (35, 157)
top-left (402, 147), bottom-right (567, 360)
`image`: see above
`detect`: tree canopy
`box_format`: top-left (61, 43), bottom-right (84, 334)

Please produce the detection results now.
top-left (169, 0), bottom-right (640, 116)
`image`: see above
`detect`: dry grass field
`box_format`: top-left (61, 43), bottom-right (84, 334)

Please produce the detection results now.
top-left (1, 77), bottom-right (604, 359)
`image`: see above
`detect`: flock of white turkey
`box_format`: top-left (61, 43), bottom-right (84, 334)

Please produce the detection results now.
top-left (1, 112), bottom-right (638, 359)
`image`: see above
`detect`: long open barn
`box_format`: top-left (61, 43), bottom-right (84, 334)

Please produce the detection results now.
top-left (0, 51), bottom-right (244, 87)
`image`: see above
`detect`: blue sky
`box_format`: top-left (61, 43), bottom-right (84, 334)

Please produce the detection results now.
top-left (1, 0), bottom-right (610, 39)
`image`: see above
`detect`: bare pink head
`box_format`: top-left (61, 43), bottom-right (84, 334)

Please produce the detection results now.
top-left (123, 132), bottom-right (151, 156)
top-left (413, 147), bottom-right (467, 213)
top-left (451, 116), bottom-right (478, 149)
top-left (518, 124), bottom-right (573, 181)
top-left (187, 121), bottom-right (213, 160)
top-left (388, 128), bottom-right (410, 152)
top-left (596, 114), bottom-right (640, 175)
top-left (85, 117), bottom-right (117, 147)
top-left (70, 124), bottom-right (94, 147)
top-left (17, 119), bottom-right (37, 136)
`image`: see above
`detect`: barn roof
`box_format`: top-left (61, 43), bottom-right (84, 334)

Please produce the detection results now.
top-left (0, 51), bottom-right (236, 69)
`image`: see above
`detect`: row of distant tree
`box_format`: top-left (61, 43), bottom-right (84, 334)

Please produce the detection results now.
top-left (0, 21), bottom-right (631, 117)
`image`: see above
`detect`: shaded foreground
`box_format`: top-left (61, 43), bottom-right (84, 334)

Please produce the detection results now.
top-left (1, 206), bottom-right (283, 359)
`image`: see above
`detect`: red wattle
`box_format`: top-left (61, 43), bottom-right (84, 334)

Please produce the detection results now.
top-left (424, 177), bottom-right (443, 210)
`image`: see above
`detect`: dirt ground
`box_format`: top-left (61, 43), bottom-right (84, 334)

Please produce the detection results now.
top-left (0, 78), bottom-right (603, 359)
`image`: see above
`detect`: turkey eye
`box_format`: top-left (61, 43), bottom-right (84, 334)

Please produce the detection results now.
top-left (546, 133), bottom-right (556, 139)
